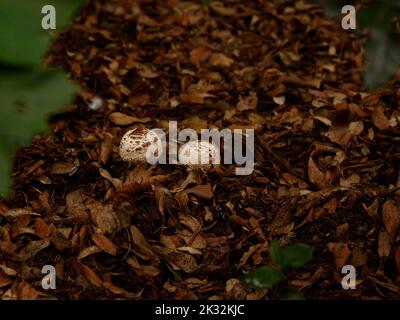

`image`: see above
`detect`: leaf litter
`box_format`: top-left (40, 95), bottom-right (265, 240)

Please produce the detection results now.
top-left (1, 0), bottom-right (400, 300)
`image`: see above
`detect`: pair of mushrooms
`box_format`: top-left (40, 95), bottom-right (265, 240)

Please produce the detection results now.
top-left (119, 128), bottom-right (220, 172)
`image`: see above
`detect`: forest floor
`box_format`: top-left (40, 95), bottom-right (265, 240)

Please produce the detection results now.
top-left (1, 0), bottom-right (400, 300)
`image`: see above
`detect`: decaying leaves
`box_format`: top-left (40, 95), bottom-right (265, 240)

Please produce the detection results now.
top-left (2, 0), bottom-right (400, 301)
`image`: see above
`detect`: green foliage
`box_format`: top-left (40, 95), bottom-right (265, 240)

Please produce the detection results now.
top-left (0, 1), bottom-right (83, 196)
top-left (319, 0), bottom-right (356, 17)
top-left (244, 241), bottom-right (313, 299)
top-left (358, 2), bottom-right (400, 90)
top-left (0, 0), bottom-right (83, 67)
top-left (270, 240), bottom-right (314, 269)
top-left (318, 0), bottom-right (400, 90)
top-left (0, 69), bottom-right (77, 194)
top-left (244, 265), bottom-right (284, 290)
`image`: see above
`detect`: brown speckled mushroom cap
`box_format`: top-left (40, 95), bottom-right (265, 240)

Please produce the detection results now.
top-left (178, 140), bottom-right (220, 170)
top-left (119, 128), bottom-right (161, 164)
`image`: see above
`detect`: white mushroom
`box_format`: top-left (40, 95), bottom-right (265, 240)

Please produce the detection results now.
top-left (178, 140), bottom-right (220, 170)
top-left (175, 140), bottom-right (220, 190)
top-left (119, 127), bottom-right (161, 165)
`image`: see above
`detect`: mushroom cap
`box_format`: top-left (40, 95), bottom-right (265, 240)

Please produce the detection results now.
top-left (119, 128), bottom-right (161, 164)
top-left (178, 140), bottom-right (220, 170)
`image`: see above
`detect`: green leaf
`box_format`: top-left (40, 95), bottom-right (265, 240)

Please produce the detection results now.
top-left (391, 1), bottom-right (400, 10)
top-left (279, 287), bottom-right (305, 300)
top-left (279, 243), bottom-right (314, 269)
top-left (317, 0), bottom-right (356, 18)
top-left (269, 241), bottom-right (313, 269)
top-left (364, 31), bottom-right (400, 90)
top-left (269, 240), bottom-right (284, 266)
top-left (0, 149), bottom-right (12, 198)
top-left (358, 3), bottom-right (395, 31)
top-left (0, 0), bottom-right (84, 68)
top-left (357, 3), bottom-right (400, 90)
top-left (0, 68), bottom-right (77, 195)
top-left (244, 266), bottom-right (284, 290)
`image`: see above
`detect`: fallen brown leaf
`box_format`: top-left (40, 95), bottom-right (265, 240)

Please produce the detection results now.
top-left (19, 239), bottom-right (50, 261)
top-left (327, 242), bottom-right (351, 268)
top-left (80, 264), bottom-right (103, 287)
top-left (109, 112), bottom-right (152, 126)
top-left (382, 200), bottom-right (400, 238)
top-left (92, 233), bottom-right (118, 256)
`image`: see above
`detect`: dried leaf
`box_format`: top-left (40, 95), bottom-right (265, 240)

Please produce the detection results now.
top-left (78, 245), bottom-right (101, 260)
top-left (154, 187), bottom-right (166, 216)
top-left (190, 47), bottom-right (212, 65)
top-left (382, 200), bottom-right (400, 238)
top-left (66, 189), bottom-right (90, 223)
top-left (17, 282), bottom-right (40, 300)
top-left (88, 201), bottom-right (120, 235)
top-left (186, 184), bottom-right (213, 200)
top-left (103, 282), bottom-right (134, 297)
top-left (327, 242), bottom-right (351, 268)
top-left (0, 208), bottom-right (40, 219)
top-left (19, 239), bottom-right (50, 261)
top-left (209, 53), bottom-right (234, 67)
top-left (50, 229), bottom-right (70, 252)
top-left (80, 264), bottom-right (103, 287)
top-left (372, 106), bottom-right (390, 130)
top-left (109, 112), bottom-right (152, 126)
top-left (308, 157), bottom-right (327, 189)
top-left (50, 161), bottom-right (77, 175)
top-left (34, 218), bottom-right (51, 238)
top-left (130, 225), bottom-right (159, 262)
top-left (92, 233), bottom-right (117, 256)
top-left (99, 168), bottom-right (123, 189)
top-left (237, 92), bottom-right (258, 111)
top-left (378, 230), bottom-right (391, 258)
top-left (100, 132), bottom-right (115, 165)
top-left (172, 253), bottom-right (199, 273)
top-left (0, 264), bottom-right (17, 277)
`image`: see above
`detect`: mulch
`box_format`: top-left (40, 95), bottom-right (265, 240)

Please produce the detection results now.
top-left (1, 0), bottom-right (400, 299)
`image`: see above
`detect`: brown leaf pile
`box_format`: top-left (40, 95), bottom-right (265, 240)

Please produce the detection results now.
top-left (1, 0), bottom-right (400, 300)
